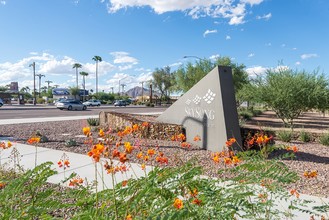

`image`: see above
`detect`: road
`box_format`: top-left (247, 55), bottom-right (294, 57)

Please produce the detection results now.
top-left (0, 105), bottom-right (167, 120)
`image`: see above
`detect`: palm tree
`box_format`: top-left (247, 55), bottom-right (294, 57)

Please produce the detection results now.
top-left (20, 86), bottom-right (30, 93)
top-left (72, 63), bottom-right (82, 89)
top-left (80, 71), bottom-right (89, 101)
top-left (92, 56), bottom-right (102, 94)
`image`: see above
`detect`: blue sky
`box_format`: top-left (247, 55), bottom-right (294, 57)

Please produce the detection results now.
top-left (0, 0), bottom-right (328, 94)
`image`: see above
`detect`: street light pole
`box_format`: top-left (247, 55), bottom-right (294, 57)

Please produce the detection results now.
top-left (29, 62), bottom-right (36, 105)
top-left (183, 55), bottom-right (203, 60)
top-left (36, 74), bottom-right (45, 98)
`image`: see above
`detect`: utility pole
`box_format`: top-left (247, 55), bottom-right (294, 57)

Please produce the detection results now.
top-left (110, 86), bottom-right (114, 94)
top-left (35, 74), bottom-right (45, 98)
top-left (121, 84), bottom-right (126, 96)
top-left (45, 80), bottom-right (53, 89)
top-left (29, 62), bottom-right (36, 105)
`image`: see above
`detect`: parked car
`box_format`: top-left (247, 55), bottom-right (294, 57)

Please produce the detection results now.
top-left (83, 99), bottom-right (101, 107)
top-left (56, 100), bottom-right (87, 111)
top-left (0, 98), bottom-right (3, 107)
top-left (114, 100), bottom-right (126, 107)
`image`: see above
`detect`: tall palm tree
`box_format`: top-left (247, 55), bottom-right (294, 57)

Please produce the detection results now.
top-left (80, 71), bottom-right (89, 101)
top-left (72, 63), bottom-right (82, 89)
top-left (92, 56), bottom-right (102, 94)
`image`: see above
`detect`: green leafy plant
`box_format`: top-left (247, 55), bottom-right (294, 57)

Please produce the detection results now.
top-left (319, 133), bottom-right (329, 146)
top-left (87, 118), bottom-right (99, 126)
top-left (276, 130), bottom-right (293, 142)
top-left (299, 130), bottom-right (312, 143)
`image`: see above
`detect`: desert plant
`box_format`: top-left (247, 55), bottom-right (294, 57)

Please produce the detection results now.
top-left (87, 118), bottom-right (99, 126)
top-left (36, 97), bottom-right (46, 104)
top-left (299, 130), bottom-right (312, 143)
top-left (319, 133), bottom-right (329, 146)
top-left (276, 130), bottom-right (293, 142)
top-left (65, 139), bottom-right (77, 147)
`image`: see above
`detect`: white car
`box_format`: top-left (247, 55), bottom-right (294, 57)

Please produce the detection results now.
top-left (83, 99), bottom-right (101, 106)
top-left (57, 100), bottom-right (87, 111)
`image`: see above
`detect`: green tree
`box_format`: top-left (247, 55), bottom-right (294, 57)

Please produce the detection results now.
top-left (151, 66), bottom-right (175, 103)
top-left (72, 63), bottom-right (82, 88)
top-left (174, 57), bottom-right (249, 97)
top-left (92, 56), bottom-right (102, 94)
top-left (0, 86), bottom-right (9, 92)
top-left (256, 67), bottom-right (329, 129)
top-left (69, 86), bottom-right (80, 100)
top-left (80, 71), bottom-right (89, 101)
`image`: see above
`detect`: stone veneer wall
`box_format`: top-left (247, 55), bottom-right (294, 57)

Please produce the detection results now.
top-left (99, 111), bottom-right (184, 140)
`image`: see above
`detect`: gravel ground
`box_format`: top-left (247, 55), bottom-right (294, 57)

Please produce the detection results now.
top-left (0, 119), bottom-right (328, 199)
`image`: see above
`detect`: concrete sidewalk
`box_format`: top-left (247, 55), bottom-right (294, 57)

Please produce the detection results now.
top-left (0, 141), bottom-right (152, 190)
top-left (0, 140), bottom-right (328, 219)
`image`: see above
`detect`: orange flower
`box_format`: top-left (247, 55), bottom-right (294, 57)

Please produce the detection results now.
top-left (256, 136), bottom-right (264, 145)
top-left (142, 122), bottom-right (149, 127)
top-left (193, 135), bottom-right (201, 142)
top-left (124, 142), bottom-right (134, 154)
top-left (141, 163), bottom-right (146, 170)
top-left (132, 124), bottom-right (139, 131)
top-left (0, 182), bottom-right (6, 189)
top-left (122, 180), bottom-right (128, 187)
top-left (98, 129), bottom-right (105, 137)
top-left (292, 146), bottom-right (298, 152)
top-left (119, 153), bottom-right (128, 163)
top-left (173, 198), bottom-right (183, 209)
top-left (156, 155), bottom-right (168, 164)
top-left (144, 155), bottom-right (149, 161)
top-left (126, 214), bottom-right (133, 220)
top-left (258, 193), bottom-right (268, 203)
top-left (232, 156), bottom-right (241, 165)
top-left (136, 152), bottom-right (143, 159)
top-left (181, 142), bottom-right (191, 148)
top-left (189, 188), bottom-right (198, 197)
top-left (69, 177), bottom-right (84, 187)
top-left (112, 149), bottom-right (120, 158)
top-left (7, 141), bottom-right (13, 148)
top-left (225, 138), bottom-right (236, 147)
top-left (147, 148), bottom-right (156, 156)
top-left (27, 137), bottom-right (40, 144)
top-left (224, 157), bottom-right (232, 165)
top-left (83, 127), bottom-right (91, 136)
top-left (212, 155), bottom-right (220, 163)
top-left (303, 170), bottom-right (317, 178)
top-left (290, 189), bottom-right (300, 198)
top-left (192, 198), bottom-right (202, 205)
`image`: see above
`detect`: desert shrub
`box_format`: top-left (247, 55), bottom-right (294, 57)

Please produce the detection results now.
top-left (299, 130), bottom-right (312, 143)
top-left (87, 118), bottom-right (99, 126)
top-left (37, 98), bottom-right (45, 104)
top-left (239, 109), bottom-right (253, 120)
top-left (319, 133), bottom-right (329, 146)
top-left (145, 102), bottom-right (155, 107)
top-left (65, 139), bottom-right (77, 147)
top-left (276, 130), bottom-right (293, 142)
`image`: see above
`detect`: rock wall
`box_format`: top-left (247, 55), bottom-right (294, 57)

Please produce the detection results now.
top-left (99, 111), bottom-right (184, 140)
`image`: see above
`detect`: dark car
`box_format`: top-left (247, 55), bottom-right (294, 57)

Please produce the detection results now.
top-left (114, 100), bottom-right (126, 107)
top-left (56, 100), bottom-right (87, 110)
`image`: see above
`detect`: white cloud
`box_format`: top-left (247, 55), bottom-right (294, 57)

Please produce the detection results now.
top-left (105, 0), bottom-right (265, 25)
top-left (0, 1), bottom-right (6, 5)
top-left (248, 53), bottom-right (255, 58)
top-left (226, 35), bottom-right (231, 40)
top-left (203, 29), bottom-right (217, 37)
top-left (246, 66), bottom-right (267, 77)
top-left (292, 47), bottom-right (297, 50)
top-left (295, 61), bottom-right (301, 65)
top-left (301, 53), bottom-right (318, 60)
top-left (256, 13), bottom-right (272, 20)
top-left (110, 51), bottom-right (138, 64)
top-left (209, 54), bottom-right (220, 60)
top-left (265, 42), bottom-right (271, 46)
top-left (281, 44), bottom-right (286, 48)
top-left (169, 62), bottom-right (182, 67)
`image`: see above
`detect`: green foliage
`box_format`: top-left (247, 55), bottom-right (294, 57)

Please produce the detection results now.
top-left (36, 97), bottom-right (45, 104)
top-left (319, 133), bottom-right (329, 146)
top-left (69, 86), bottom-right (80, 99)
top-left (0, 162), bottom-right (65, 219)
top-left (299, 130), bottom-right (312, 143)
top-left (151, 66), bottom-right (175, 102)
top-left (256, 67), bottom-right (329, 128)
top-left (276, 130), bottom-right (293, 142)
top-left (65, 139), bottom-right (77, 147)
top-left (87, 118), bottom-right (99, 126)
